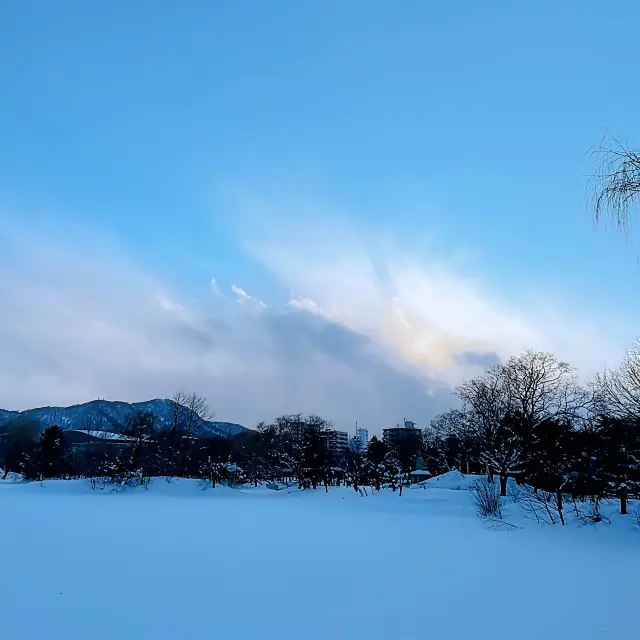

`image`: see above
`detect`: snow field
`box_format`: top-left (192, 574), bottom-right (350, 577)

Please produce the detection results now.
top-left (1, 474), bottom-right (638, 639)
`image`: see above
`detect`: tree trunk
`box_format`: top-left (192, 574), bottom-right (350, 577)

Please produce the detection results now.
top-left (556, 489), bottom-right (565, 526)
top-left (499, 473), bottom-right (507, 497)
top-left (620, 488), bottom-right (628, 515)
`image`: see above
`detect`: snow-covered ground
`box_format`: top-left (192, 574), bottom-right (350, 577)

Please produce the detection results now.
top-left (1, 473), bottom-right (639, 639)
top-left (74, 429), bottom-right (137, 441)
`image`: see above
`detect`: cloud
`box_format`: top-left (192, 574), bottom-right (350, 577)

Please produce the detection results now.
top-left (209, 277), bottom-right (222, 297)
top-left (0, 219), bottom-right (453, 432)
top-left (289, 297), bottom-right (324, 316)
top-left (232, 194), bottom-right (635, 386)
top-left (0, 195), bottom-right (636, 435)
top-left (231, 285), bottom-right (267, 312)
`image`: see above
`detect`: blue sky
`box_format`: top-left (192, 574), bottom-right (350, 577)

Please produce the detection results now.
top-left (1, 1), bottom-right (639, 431)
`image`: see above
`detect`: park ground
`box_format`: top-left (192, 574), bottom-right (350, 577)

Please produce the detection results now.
top-left (1, 472), bottom-right (638, 639)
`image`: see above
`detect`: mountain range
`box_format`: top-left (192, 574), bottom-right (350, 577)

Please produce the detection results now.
top-left (0, 399), bottom-right (248, 439)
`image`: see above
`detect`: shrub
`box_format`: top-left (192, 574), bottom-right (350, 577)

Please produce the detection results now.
top-left (471, 479), bottom-right (502, 519)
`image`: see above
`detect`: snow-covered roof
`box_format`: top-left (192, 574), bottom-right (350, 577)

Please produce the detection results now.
top-left (75, 430), bottom-right (137, 442)
top-left (410, 470), bottom-right (431, 476)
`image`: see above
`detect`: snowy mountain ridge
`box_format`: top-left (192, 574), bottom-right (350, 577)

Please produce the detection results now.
top-left (0, 399), bottom-right (248, 439)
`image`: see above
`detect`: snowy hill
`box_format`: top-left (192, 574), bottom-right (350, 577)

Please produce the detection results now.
top-left (0, 399), bottom-right (248, 438)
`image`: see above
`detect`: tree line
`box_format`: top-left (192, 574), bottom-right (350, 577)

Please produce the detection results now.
top-left (0, 396), bottom-right (412, 493)
top-left (429, 347), bottom-right (640, 524)
top-left (2, 343), bottom-right (640, 525)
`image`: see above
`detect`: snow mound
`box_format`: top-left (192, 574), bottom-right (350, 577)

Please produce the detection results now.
top-left (426, 470), bottom-right (482, 490)
top-left (0, 470), bottom-right (24, 483)
top-left (266, 481), bottom-right (296, 491)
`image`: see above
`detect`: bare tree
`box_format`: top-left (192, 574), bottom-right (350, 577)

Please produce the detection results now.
top-left (455, 351), bottom-right (587, 496)
top-left (182, 392), bottom-right (213, 438)
top-left (429, 408), bottom-right (478, 473)
top-left (595, 339), bottom-right (640, 419)
top-left (163, 395), bottom-right (186, 477)
top-left (166, 392), bottom-right (213, 476)
top-left (589, 132), bottom-right (640, 235)
top-left (456, 364), bottom-right (511, 486)
top-left (502, 350), bottom-right (589, 429)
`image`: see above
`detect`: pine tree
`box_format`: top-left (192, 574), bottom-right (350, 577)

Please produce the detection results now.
top-left (301, 420), bottom-right (329, 490)
top-left (383, 449), bottom-right (402, 493)
top-left (570, 425), bottom-right (610, 521)
top-left (35, 425), bottom-right (68, 479)
top-left (525, 417), bottom-right (575, 525)
top-left (364, 436), bottom-right (388, 491)
top-left (123, 411), bottom-right (155, 484)
top-left (342, 447), bottom-right (365, 491)
top-left (599, 416), bottom-right (640, 515)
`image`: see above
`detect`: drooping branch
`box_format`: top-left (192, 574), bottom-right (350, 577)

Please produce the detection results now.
top-left (588, 132), bottom-right (640, 235)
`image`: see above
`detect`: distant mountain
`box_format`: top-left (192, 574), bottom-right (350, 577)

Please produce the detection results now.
top-left (0, 399), bottom-right (248, 439)
top-left (0, 409), bottom-right (17, 423)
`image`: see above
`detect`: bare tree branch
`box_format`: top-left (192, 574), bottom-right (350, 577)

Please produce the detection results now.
top-left (588, 132), bottom-right (640, 235)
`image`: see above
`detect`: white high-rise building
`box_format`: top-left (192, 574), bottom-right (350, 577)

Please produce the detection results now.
top-left (356, 427), bottom-right (368, 451)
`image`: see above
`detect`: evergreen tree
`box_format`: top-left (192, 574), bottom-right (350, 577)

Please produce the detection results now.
top-left (0, 418), bottom-right (39, 478)
top-left (123, 411), bottom-right (155, 483)
top-left (35, 425), bottom-right (68, 479)
top-left (525, 417), bottom-right (575, 525)
top-left (364, 435), bottom-right (387, 491)
top-left (569, 425), bottom-right (610, 520)
top-left (598, 416), bottom-right (640, 515)
top-left (383, 449), bottom-right (402, 493)
top-left (300, 419), bottom-right (330, 490)
top-left (342, 447), bottom-right (365, 491)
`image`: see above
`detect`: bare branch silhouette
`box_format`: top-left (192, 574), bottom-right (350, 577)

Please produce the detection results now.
top-left (588, 131), bottom-right (640, 235)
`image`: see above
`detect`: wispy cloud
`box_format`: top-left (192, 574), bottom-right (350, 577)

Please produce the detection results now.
top-left (0, 196), bottom-right (634, 433)
top-left (209, 277), bottom-right (223, 297)
top-left (231, 285), bottom-right (267, 312)
top-left (232, 193), bottom-right (635, 386)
